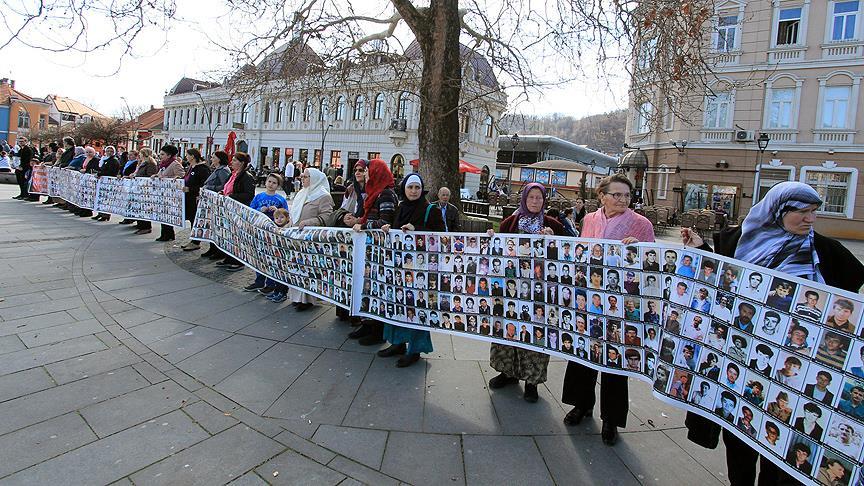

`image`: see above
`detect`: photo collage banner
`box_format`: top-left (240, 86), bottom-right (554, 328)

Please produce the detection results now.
top-left (191, 190), bottom-right (353, 308)
top-left (28, 165), bottom-right (50, 195)
top-left (353, 231), bottom-right (864, 485)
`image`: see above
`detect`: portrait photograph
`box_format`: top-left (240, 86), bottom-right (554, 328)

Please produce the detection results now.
top-left (815, 331), bottom-right (851, 370)
top-left (765, 382), bottom-right (798, 425)
top-left (659, 335), bottom-right (678, 364)
top-left (682, 312), bottom-right (708, 342)
top-left (697, 350), bottom-right (722, 380)
top-left (815, 449), bottom-right (854, 486)
top-left (642, 248), bottom-right (661, 271)
top-left (696, 256), bottom-right (720, 286)
top-left (759, 419), bottom-right (790, 457)
top-left (713, 291), bottom-right (735, 323)
top-left (669, 369), bottom-right (692, 400)
top-left (765, 277), bottom-right (797, 313)
top-left (675, 251), bottom-right (699, 279)
top-left (774, 349), bottom-right (809, 390)
top-left (641, 272), bottom-right (662, 297)
top-left (624, 347), bottom-right (643, 373)
top-left (689, 285), bottom-right (715, 314)
top-left (784, 432), bottom-right (818, 477)
top-left (718, 261), bottom-right (743, 293)
top-left (705, 320), bottom-right (729, 351)
top-left (823, 413), bottom-right (863, 461)
top-left (784, 318), bottom-right (820, 356)
top-left (738, 269), bottom-right (770, 302)
top-left (690, 377), bottom-right (718, 409)
top-left (737, 404), bottom-right (763, 440)
top-left (742, 371), bottom-right (769, 408)
top-left (824, 295), bottom-right (862, 336)
top-left (792, 285), bottom-right (828, 323)
top-left (654, 363), bottom-right (671, 392)
top-left (668, 277), bottom-right (693, 307)
top-left (791, 400), bottom-right (827, 442)
top-left (727, 330), bottom-right (752, 364)
top-left (674, 340), bottom-right (702, 372)
top-left (747, 341), bottom-right (779, 377)
top-left (837, 376), bottom-right (864, 421)
top-left (714, 389), bottom-right (739, 423)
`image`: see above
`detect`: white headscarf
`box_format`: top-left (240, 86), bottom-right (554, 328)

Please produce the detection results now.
top-left (290, 167), bottom-right (330, 225)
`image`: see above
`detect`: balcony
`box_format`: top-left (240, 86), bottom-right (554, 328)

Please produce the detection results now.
top-left (821, 41), bottom-right (864, 59)
top-left (760, 129), bottom-right (798, 143)
top-left (767, 46), bottom-right (807, 63)
top-left (812, 129), bottom-right (857, 145)
top-left (711, 50), bottom-right (741, 66)
top-left (700, 129), bottom-right (734, 142)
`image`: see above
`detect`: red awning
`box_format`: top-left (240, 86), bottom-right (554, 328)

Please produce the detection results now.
top-left (409, 158), bottom-right (482, 174)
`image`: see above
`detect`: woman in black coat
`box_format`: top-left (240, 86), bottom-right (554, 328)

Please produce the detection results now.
top-left (217, 152), bottom-right (256, 270)
top-left (180, 148), bottom-right (211, 251)
top-left (681, 182), bottom-right (864, 486)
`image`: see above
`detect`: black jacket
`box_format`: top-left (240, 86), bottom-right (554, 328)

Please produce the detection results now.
top-left (434, 201), bottom-right (461, 232)
top-left (685, 226), bottom-right (864, 449)
top-left (16, 144), bottom-right (33, 170)
top-left (58, 147), bottom-right (75, 168)
top-left (97, 156), bottom-right (121, 178)
top-left (228, 170), bottom-right (256, 206)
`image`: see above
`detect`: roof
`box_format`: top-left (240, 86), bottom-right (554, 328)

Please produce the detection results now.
top-left (498, 134), bottom-right (618, 168)
top-left (121, 107), bottom-right (164, 131)
top-left (256, 40), bottom-right (324, 79)
top-left (168, 77), bottom-right (221, 96)
top-left (47, 95), bottom-right (106, 118)
top-left (1, 84), bottom-right (47, 105)
top-left (404, 41), bottom-right (499, 89)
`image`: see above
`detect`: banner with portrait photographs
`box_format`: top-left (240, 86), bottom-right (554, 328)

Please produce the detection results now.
top-left (28, 165), bottom-right (50, 195)
top-left (48, 168), bottom-right (98, 210)
top-left (353, 231), bottom-right (864, 485)
top-left (191, 189), bottom-right (353, 308)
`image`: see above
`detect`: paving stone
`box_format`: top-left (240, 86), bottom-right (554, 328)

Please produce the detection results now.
top-left (164, 368), bottom-right (205, 392)
top-left (342, 357), bottom-right (426, 432)
top-left (110, 308), bottom-right (163, 328)
top-left (0, 334), bottom-right (106, 377)
top-left (131, 361), bottom-right (169, 384)
top-left (182, 400), bottom-right (239, 435)
top-left (237, 311), bottom-right (312, 341)
top-left (98, 299), bottom-right (138, 314)
top-left (327, 456), bottom-right (400, 486)
top-left (0, 334), bottom-right (25, 354)
top-left (0, 310), bottom-right (76, 337)
top-left (336, 478), bottom-right (363, 486)
top-left (91, 269), bottom-right (200, 292)
top-left (0, 366), bottom-right (149, 436)
top-left (66, 306), bottom-right (95, 321)
top-left (194, 298), bottom-right (289, 332)
top-left (423, 360), bottom-right (499, 434)
top-left (43, 286), bottom-right (81, 300)
top-left (107, 277), bottom-right (213, 303)
top-left (140, 351), bottom-right (175, 372)
top-left (129, 425), bottom-right (284, 486)
top-left (0, 367), bottom-right (56, 403)
top-left (103, 324), bottom-right (132, 340)
top-left (94, 330), bottom-right (123, 348)
top-left (380, 431), bottom-right (464, 486)
top-left (0, 291), bottom-right (51, 310)
top-left (451, 334), bottom-right (494, 360)
top-left (119, 337), bottom-right (151, 355)
top-left (125, 317), bottom-right (195, 344)
top-left (229, 407), bottom-right (286, 438)
top-left (2, 409), bottom-right (208, 485)
top-left (177, 334), bottom-right (275, 386)
top-left (0, 296), bottom-right (86, 321)
top-left (285, 309), bottom-right (351, 349)
top-left (463, 435), bottom-right (554, 485)
top-left (216, 342), bottom-right (323, 414)
top-left (663, 427), bottom-right (731, 484)
top-left (479, 365), bottom-right (569, 435)
top-left (18, 318), bottom-right (105, 348)
top-left (273, 430), bottom-right (337, 464)
top-left (534, 434), bottom-right (640, 486)
top-left (256, 450), bottom-right (346, 486)
top-left (147, 325), bottom-right (232, 363)
top-left (627, 378), bottom-right (687, 429)
top-left (611, 430), bottom-right (725, 485)
top-left (312, 425), bottom-right (388, 469)
top-left (228, 472), bottom-right (270, 486)
top-left (130, 285), bottom-right (247, 322)
top-left (0, 279), bottom-right (75, 298)
top-left (265, 349), bottom-right (373, 425)
top-left (80, 381), bottom-right (195, 437)
top-left (0, 413), bottom-right (98, 478)
top-left (44, 345), bottom-right (141, 384)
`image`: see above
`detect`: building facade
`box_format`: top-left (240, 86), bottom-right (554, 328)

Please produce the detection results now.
top-left (0, 79), bottom-right (50, 145)
top-left (44, 94), bottom-right (107, 127)
top-left (626, 0), bottom-right (864, 238)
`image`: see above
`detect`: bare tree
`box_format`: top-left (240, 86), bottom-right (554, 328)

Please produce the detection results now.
top-left (73, 118), bottom-right (127, 146)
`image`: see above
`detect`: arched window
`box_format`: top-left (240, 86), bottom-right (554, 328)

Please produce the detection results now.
top-left (484, 115), bottom-right (494, 137)
top-left (397, 91), bottom-right (410, 119)
top-left (459, 112), bottom-right (470, 134)
top-left (304, 99), bottom-right (313, 121)
top-left (335, 96), bottom-right (345, 121)
top-left (289, 101), bottom-right (297, 122)
top-left (319, 98), bottom-right (329, 121)
top-left (276, 101), bottom-right (284, 122)
top-left (353, 95), bottom-right (365, 120)
top-left (373, 93), bottom-right (385, 119)
top-left (263, 103), bottom-right (271, 123)
top-left (240, 104), bottom-right (249, 124)
top-left (17, 109), bottom-right (30, 129)
top-left (193, 108), bottom-right (198, 125)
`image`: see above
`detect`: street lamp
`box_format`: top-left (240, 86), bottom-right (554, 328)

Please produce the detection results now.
top-left (753, 133), bottom-right (770, 202)
top-left (671, 139), bottom-right (688, 154)
top-left (320, 121), bottom-right (333, 169)
top-left (195, 92), bottom-right (220, 158)
top-left (508, 133), bottom-right (520, 194)
top-left (580, 159), bottom-right (596, 199)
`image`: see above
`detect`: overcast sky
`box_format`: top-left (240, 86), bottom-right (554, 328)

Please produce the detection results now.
top-left (0, 2), bottom-right (627, 120)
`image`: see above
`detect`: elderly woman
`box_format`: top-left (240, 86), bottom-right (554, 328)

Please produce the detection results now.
top-left (332, 160), bottom-right (367, 322)
top-left (288, 167), bottom-right (334, 310)
top-left (92, 146), bottom-right (120, 221)
top-left (180, 148), bottom-right (211, 251)
top-left (68, 146), bottom-right (100, 217)
top-left (131, 148), bottom-right (160, 235)
top-left (200, 151), bottom-right (232, 259)
top-left (561, 173), bottom-right (654, 446)
top-left (683, 181), bottom-right (864, 485)
top-left (488, 182), bottom-right (565, 403)
top-left (216, 152), bottom-right (257, 271)
top-left (153, 145), bottom-right (185, 242)
top-left (378, 173), bottom-right (444, 367)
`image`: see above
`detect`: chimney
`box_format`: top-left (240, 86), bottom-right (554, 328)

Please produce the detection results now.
top-left (151, 105), bottom-right (155, 110)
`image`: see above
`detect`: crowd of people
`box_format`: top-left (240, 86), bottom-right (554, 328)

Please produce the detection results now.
top-left (9, 136), bottom-right (864, 485)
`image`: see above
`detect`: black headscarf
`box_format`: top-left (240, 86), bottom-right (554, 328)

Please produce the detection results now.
top-left (394, 173), bottom-right (428, 227)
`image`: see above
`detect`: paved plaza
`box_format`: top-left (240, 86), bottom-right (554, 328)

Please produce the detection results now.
top-left (0, 183), bottom-right (736, 485)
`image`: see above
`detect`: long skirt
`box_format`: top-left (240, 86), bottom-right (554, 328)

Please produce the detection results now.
top-left (289, 288), bottom-right (313, 304)
top-left (383, 324), bottom-right (433, 354)
top-left (489, 344), bottom-right (550, 385)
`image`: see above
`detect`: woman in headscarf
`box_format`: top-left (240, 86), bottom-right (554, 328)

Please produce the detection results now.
top-left (180, 148), bottom-right (211, 251)
top-left (72, 146), bottom-right (100, 217)
top-left (561, 173), bottom-right (654, 446)
top-left (349, 159), bottom-right (398, 344)
top-left (683, 181), bottom-right (864, 486)
top-left (487, 182), bottom-right (565, 402)
top-left (153, 144), bottom-right (185, 242)
top-left (288, 167), bottom-right (334, 310)
top-left (377, 173), bottom-right (444, 367)
top-left (131, 148), bottom-right (160, 235)
top-left (332, 160), bottom-right (367, 322)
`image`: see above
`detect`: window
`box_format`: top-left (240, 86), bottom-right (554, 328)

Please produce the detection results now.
top-left (716, 15), bottom-right (738, 51)
top-left (368, 151), bottom-right (381, 160)
top-left (185, 109), bottom-right (190, 124)
top-left (634, 102), bottom-right (651, 134)
top-left (373, 93), bottom-right (385, 119)
top-left (303, 99), bottom-right (313, 122)
top-left (173, 110), bottom-right (178, 125)
top-left (822, 86), bottom-right (851, 128)
top-left (319, 98), bottom-right (329, 122)
top-left (330, 150), bottom-right (342, 167)
top-left (241, 104), bottom-right (249, 124)
top-left (397, 92), bottom-right (410, 119)
top-left (484, 115), bottom-right (494, 137)
top-left (459, 112), bottom-right (470, 134)
top-left (832, 1), bottom-right (859, 41)
top-left (216, 107), bottom-right (222, 124)
top-left (637, 38), bottom-right (657, 70)
top-left (17, 109), bottom-right (29, 129)
top-left (703, 92), bottom-right (732, 129)
top-left (299, 148), bottom-right (308, 162)
top-left (768, 88), bottom-right (795, 128)
top-left (656, 165), bottom-right (670, 199)
top-left (207, 107), bottom-right (213, 124)
top-left (289, 101), bottom-right (297, 122)
top-left (803, 169), bottom-right (856, 216)
top-left (757, 167), bottom-right (795, 201)
top-left (335, 96), bottom-right (345, 121)
top-left (193, 108), bottom-right (198, 125)
top-left (353, 95), bottom-right (365, 120)
top-left (39, 114), bottom-right (46, 129)
top-left (313, 149), bottom-right (322, 166)
top-left (776, 7), bottom-right (802, 45)
top-left (663, 100), bottom-right (675, 131)
top-left (263, 103), bottom-right (270, 123)
top-left (276, 102), bottom-right (283, 123)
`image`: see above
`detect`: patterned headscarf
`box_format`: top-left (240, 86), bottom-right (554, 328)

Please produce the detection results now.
top-left (515, 183), bottom-right (547, 234)
top-left (735, 181), bottom-right (824, 282)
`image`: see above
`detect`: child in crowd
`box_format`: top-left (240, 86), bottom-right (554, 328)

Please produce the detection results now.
top-left (266, 208), bottom-right (292, 303)
top-left (243, 173), bottom-right (289, 295)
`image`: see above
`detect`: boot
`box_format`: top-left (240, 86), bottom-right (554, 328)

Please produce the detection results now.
top-left (377, 343), bottom-right (406, 357)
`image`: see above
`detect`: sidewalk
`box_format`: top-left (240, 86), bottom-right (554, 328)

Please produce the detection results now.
top-left (0, 183), bottom-right (730, 485)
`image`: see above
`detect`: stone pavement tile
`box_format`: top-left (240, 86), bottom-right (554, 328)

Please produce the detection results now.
top-left (164, 368), bottom-right (205, 392)
top-left (256, 450), bottom-right (346, 486)
top-left (0, 366), bottom-right (149, 436)
top-left (0, 334), bottom-right (106, 377)
top-left (0, 310), bottom-right (77, 337)
top-left (132, 285), bottom-right (251, 322)
top-left (663, 427), bottom-right (731, 484)
top-left (228, 406), bottom-right (286, 438)
top-left (265, 349), bottom-right (373, 425)
top-left (2, 409), bottom-right (209, 485)
top-left (336, 478), bottom-right (362, 486)
top-left (534, 434), bottom-right (640, 486)
top-left (43, 286), bottom-right (81, 301)
top-left (66, 305), bottom-right (95, 321)
top-left (380, 431), bottom-right (464, 486)
top-left (0, 334), bottom-right (25, 354)
top-left (417, 332), bottom-right (454, 360)
top-left (129, 424), bottom-right (284, 486)
top-left (182, 400), bottom-right (239, 435)
top-left (423, 360), bottom-right (499, 434)
top-left (120, 336), bottom-right (152, 356)
top-left (147, 325), bottom-right (232, 363)
top-left (0, 278), bottom-right (75, 298)
top-left (126, 317), bottom-right (195, 345)
top-left (18, 318), bottom-right (105, 348)
top-left (139, 351), bottom-right (174, 372)
top-left (193, 298), bottom-right (289, 332)
top-left (98, 299), bottom-right (138, 314)
top-left (612, 430), bottom-right (725, 485)
top-left (110, 308), bottom-right (163, 328)
top-left (312, 424), bottom-right (388, 469)
top-left (103, 324), bottom-right (131, 340)
top-left (0, 412), bottom-right (98, 478)
top-left (452, 334), bottom-right (494, 360)
top-left (0, 296), bottom-right (85, 321)
top-left (479, 365), bottom-right (569, 435)
top-left (274, 430), bottom-right (337, 464)
top-left (216, 342), bottom-right (323, 414)
top-left (107, 276), bottom-right (214, 303)
top-left (228, 472), bottom-right (269, 486)
top-left (44, 345), bottom-right (141, 384)
top-left (95, 330), bottom-right (122, 348)
top-left (0, 291), bottom-right (51, 310)
top-left (285, 309), bottom-right (352, 349)
top-left (0, 367), bottom-right (55, 403)
top-left (90, 268), bottom-right (198, 292)
top-left (177, 334), bottom-right (276, 386)
top-left (342, 357), bottom-right (426, 432)
top-left (627, 379), bottom-right (687, 430)
top-left (79, 381), bottom-right (196, 437)
top-left (327, 456), bottom-right (400, 486)
top-left (84, 259), bottom-right (183, 281)
top-left (132, 361), bottom-right (169, 385)
top-left (463, 435), bottom-right (554, 486)
top-left (237, 312), bottom-right (312, 342)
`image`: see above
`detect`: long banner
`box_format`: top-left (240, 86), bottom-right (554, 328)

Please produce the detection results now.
top-left (51, 181), bottom-right (864, 484)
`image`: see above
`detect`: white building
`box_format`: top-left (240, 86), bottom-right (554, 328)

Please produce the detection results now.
top-left (162, 41), bottom-right (506, 194)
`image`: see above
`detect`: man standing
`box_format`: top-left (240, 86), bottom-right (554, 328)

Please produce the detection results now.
top-left (435, 186), bottom-right (460, 232)
top-left (13, 136), bottom-right (34, 201)
top-left (282, 158), bottom-right (295, 196)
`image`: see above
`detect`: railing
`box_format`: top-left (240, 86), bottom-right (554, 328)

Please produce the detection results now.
top-left (760, 130), bottom-right (797, 143)
top-left (712, 51), bottom-right (741, 66)
top-left (767, 46), bottom-right (807, 63)
top-left (700, 129), bottom-right (735, 142)
top-left (462, 200), bottom-right (490, 218)
top-left (821, 41), bottom-right (864, 58)
top-left (812, 129), bottom-right (857, 144)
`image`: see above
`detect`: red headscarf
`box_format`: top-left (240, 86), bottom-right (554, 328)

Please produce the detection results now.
top-left (361, 159), bottom-right (394, 224)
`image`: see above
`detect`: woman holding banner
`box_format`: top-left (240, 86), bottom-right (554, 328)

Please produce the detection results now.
top-left (132, 148), bottom-right (159, 235)
top-left (487, 182), bottom-right (565, 403)
top-left (180, 148), bottom-right (211, 251)
top-left (561, 173), bottom-right (655, 446)
top-left (216, 152), bottom-right (257, 271)
top-left (331, 160), bottom-right (367, 322)
top-left (287, 167), bottom-right (334, 310)
top-left (153, 145), bottom-right (185, 242)
top-left (200, 151), bottom-right (232, 259)
top-left (72, 146), bottom-right (100, 218)
top-left (683, 181), bottom-right (864, 485)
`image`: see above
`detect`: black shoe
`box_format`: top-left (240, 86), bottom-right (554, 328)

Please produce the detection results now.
top-left (206, 252), bottom-right (224, 260)
top-left (296, 303), bottom-right (314, 311)
top-left (244, 283), bottom-right (265, 292)
top-left (563, 407), bottom-right (593, 426)
top-left (225, 263), bottom-right (244, 271)
top-left (200, 250), bottom-right (215, 258)
top-left (523, 383), bottom-right (539, 403)
top-left (215, 260), bottom-right (231, 267)
top-left (42, 200), bottom-right (53, 205)
top-left (358, 333), bottom-right (385, 346)
top-left (396, 353), bottom-right (421, 367)
top-left (12, 196), bottom-right (23, 200)
top-left (119, 219), bottom-right (134, 224)
top-left (601, 421), bottom-right (618, 446)
top-left (488, 373), bottom-right (519, 389)
top-left (90, 215), bottom-right (102, 220)
top-left (348, 325), bottom-right (371, 339)
top-left (134, 229), bottom-right (152, 235)
top-left (257, 286), bottom-right (276, 295)
top-left (377, 343), bottom-right (407, 357)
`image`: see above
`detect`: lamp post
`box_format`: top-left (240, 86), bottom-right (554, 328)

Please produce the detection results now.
top-left (320, 121), bottom-right (333, 169)
top-left (580, 159), bottom-right (596, 199)
top-left (195, 92), bottom-right (220, 158)
top-left (753, 133), bottom-right (770, 203)
top-left (509, 133), bottom-right (520, 194)
top-left (120, 96), bottom-right (135, 148)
